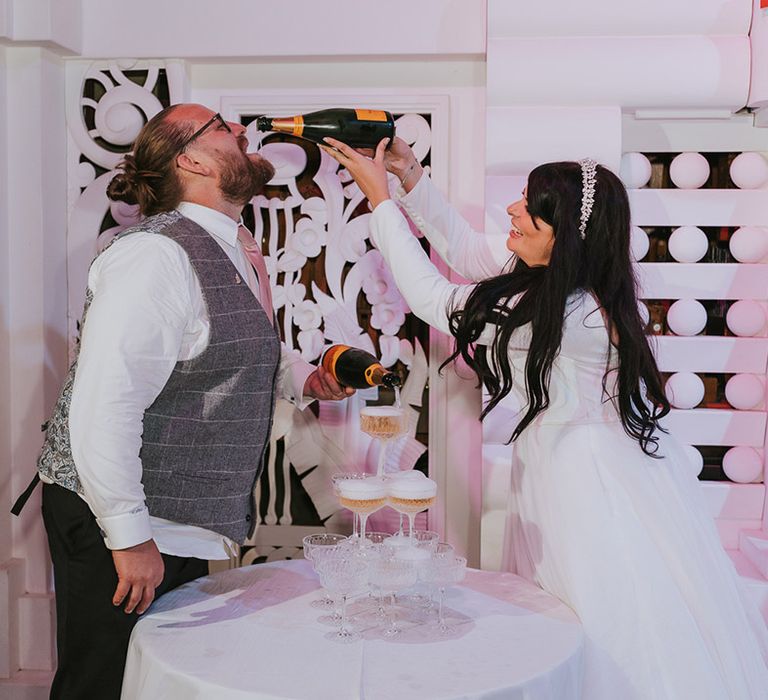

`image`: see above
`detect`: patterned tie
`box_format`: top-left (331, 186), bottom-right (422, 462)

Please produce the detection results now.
top-left (237, 225), bottom-right (274, 323)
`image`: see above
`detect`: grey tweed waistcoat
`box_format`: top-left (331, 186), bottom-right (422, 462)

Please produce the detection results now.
top-left (38, 211), bottom-right (280, 543)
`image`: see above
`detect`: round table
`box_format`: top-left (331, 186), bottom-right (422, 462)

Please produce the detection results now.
top-left (122, 559), bottom-right (583, 700)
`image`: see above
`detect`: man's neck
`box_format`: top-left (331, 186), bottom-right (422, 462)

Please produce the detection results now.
top-left (182, 192), bottom-right (242, 222)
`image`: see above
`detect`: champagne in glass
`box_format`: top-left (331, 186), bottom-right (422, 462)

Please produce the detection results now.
top-left (360, 406), bottom-right (407, 440)
top-left (387, 470), bottom-right (428, 537)
top-left (331, 472), bottom-right (367, 537)
top-left (337, 476), bottom-right (387, 544)
top-left (360, 406), bottom-right (407, 477)
top-left (387, 477), bottom-right (438, 538)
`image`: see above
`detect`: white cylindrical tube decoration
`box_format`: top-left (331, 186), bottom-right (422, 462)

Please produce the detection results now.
top-left (665, 372), bottom-right (705, 409)
top-left (725, 374), bottom-right (765, 410)
top-left (667, 226), bottom-right (708, 263)
top-left (487, 37), bottom-right (749, 112)
top-left (488, 1), bottom-right (750, 37)
top-left (630, 226), bottom-right (650, 261)
top-left (722, 446), bottom-right (763, 484)
top-left (620, 153), bottom-right (652, 189)
top-left (729, 152), bottom-right (768, 189)
top-left (681, 444), bottom-right (704, 478)
top-left (666, 299), bottom-right (707, 336)
top-left (669, 152), bottom-right (710, 189)
top-left (726, 300), bottom-right (766, 337)
top-left (729, 227), bottom-right (768, 263)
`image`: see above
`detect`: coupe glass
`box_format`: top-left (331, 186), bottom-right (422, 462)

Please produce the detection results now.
top-left (330, 472), bottom-right (367, 537)
top-left (302, 533), bottom-right (348, 609)
top-left (387, 477), bottom-right (437, 538)
top-left (360, 406), bottom-right (407, 477)
top-left (316, 558), bottom-right (369, 643)
top-left (367, 558), bottom-right (418, 637)
top-left (337, 477), bottom-right (387, 545)
top-left (421, 555), bottom-right (467, 635)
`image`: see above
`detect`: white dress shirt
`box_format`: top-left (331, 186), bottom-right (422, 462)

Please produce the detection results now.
top-left (59, 202), bottom-right (314, 560)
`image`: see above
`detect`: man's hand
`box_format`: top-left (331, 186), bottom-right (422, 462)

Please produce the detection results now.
top-left (111, 538), bottom-right (164, 615)
top-left (303, 366), bottom-right (355, 401)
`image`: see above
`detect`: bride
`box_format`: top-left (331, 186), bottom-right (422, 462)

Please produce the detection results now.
top-left (322, 136), bottom-right (768, 698)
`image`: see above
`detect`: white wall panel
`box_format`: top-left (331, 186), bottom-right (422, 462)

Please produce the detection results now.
top-left (654, 337), bottom-right (768, 373)
top-left (665, 408), bottom-right (766, 446)
top-left (2, 0), bottom-right (81, 52)
top-left (488, 37), bottom-right (749, 112)
top-left (630, 190), bottom-right (768, 227)
top-left (485, 106), bottom-right (622, 176)
top-left (81, 0), bottom-right (485, 59)
top-left (638, 264), bottom-right (768, 300)
top-left (489, 0), bottom-right (751, 38)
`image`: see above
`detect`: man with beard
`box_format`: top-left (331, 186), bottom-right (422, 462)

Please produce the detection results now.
top-left (30, 104), bottom-right (352, 699)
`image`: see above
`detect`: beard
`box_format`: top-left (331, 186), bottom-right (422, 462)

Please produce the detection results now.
top-left (218, 149), bottom-right (276, 206)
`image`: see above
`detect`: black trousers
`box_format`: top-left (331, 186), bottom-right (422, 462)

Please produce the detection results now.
top-left (41, 483), bottom-right (209, 700)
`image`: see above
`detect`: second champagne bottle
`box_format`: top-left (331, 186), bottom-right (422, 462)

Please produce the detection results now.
top-left (321, 344), bottom-right (401, 389)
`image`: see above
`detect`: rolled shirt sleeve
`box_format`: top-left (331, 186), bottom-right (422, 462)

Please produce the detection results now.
top-left (276, 344), bottom-right (316, 410)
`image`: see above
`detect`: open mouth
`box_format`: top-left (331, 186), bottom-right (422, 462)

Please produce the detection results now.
top-left (508, 224), bottom-right (523, 239)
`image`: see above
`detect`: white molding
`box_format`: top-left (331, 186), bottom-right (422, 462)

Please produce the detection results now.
top-left (665, 408), bottom-right (767, 446)
top-left (629, 189), bottom-right (768, 227)
top-left (638, 263), bottom-right (768, 300)
top-left (653, 336), bottom-right (768, 373)
top-left (622, 113), bottom-right (768, 152)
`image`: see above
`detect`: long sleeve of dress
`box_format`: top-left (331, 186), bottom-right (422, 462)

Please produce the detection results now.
top-left (369, 199), bottom-right (477, 337)
top-left (395, 175), bottom-right (512, 280)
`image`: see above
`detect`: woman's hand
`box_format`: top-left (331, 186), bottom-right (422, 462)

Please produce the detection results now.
top-left (382, 137), bottom-right (418, 179)
top-left (321, 137), bottom-right (392, 208)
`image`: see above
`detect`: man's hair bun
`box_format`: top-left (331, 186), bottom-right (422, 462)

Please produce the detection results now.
top-left (106, 154), bottom-right (139, 204)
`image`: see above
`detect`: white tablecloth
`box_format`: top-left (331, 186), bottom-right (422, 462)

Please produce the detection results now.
top-left (122, 559), bottom-right (583, 700)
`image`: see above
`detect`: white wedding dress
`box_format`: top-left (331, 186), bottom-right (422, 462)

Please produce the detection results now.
top-left (369, 176), bottom-right (768, 699)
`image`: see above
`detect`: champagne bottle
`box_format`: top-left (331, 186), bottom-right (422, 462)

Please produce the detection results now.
top-left (255, 108), bottom-right (395, 149)
top-left (321, 344), bottom-right (401, 389)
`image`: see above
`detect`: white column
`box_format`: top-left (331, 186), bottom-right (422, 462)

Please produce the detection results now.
top-left (0, 45), bottom-right (68, 680)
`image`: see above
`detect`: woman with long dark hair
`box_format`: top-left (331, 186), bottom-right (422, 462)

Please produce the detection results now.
top-left (323, 137), bottom-right (768, 698)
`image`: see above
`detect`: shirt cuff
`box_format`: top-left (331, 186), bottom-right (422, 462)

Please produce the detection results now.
top-left (293, 361), bottom-right (316, 411)
top-left (95, 505), bottom-right (154, 550)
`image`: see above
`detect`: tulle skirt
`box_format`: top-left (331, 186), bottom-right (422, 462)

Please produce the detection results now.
top-left (502, 420), bottom-right (768, 699)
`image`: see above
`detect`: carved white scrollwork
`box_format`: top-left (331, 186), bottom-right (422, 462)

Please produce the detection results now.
top-left (66, 60), bottom-right (187, 357)
top-left (246, 114), bottom-right (433, 540)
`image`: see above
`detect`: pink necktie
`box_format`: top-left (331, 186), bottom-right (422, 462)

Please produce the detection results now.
top-left (237, 225), bottom-right (274, 323)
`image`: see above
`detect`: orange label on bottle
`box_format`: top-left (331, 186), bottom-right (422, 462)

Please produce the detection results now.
top-left (321, 344), bottom-right (349, 379)
top-left (355, 109), bottom-right (388, 122)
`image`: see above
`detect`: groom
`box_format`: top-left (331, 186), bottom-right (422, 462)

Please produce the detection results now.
top-left (32, 104), bottom-right (352, 699)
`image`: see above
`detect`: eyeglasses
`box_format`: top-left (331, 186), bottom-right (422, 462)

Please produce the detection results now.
top-left (178, 112), bottom-right (231, 152)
